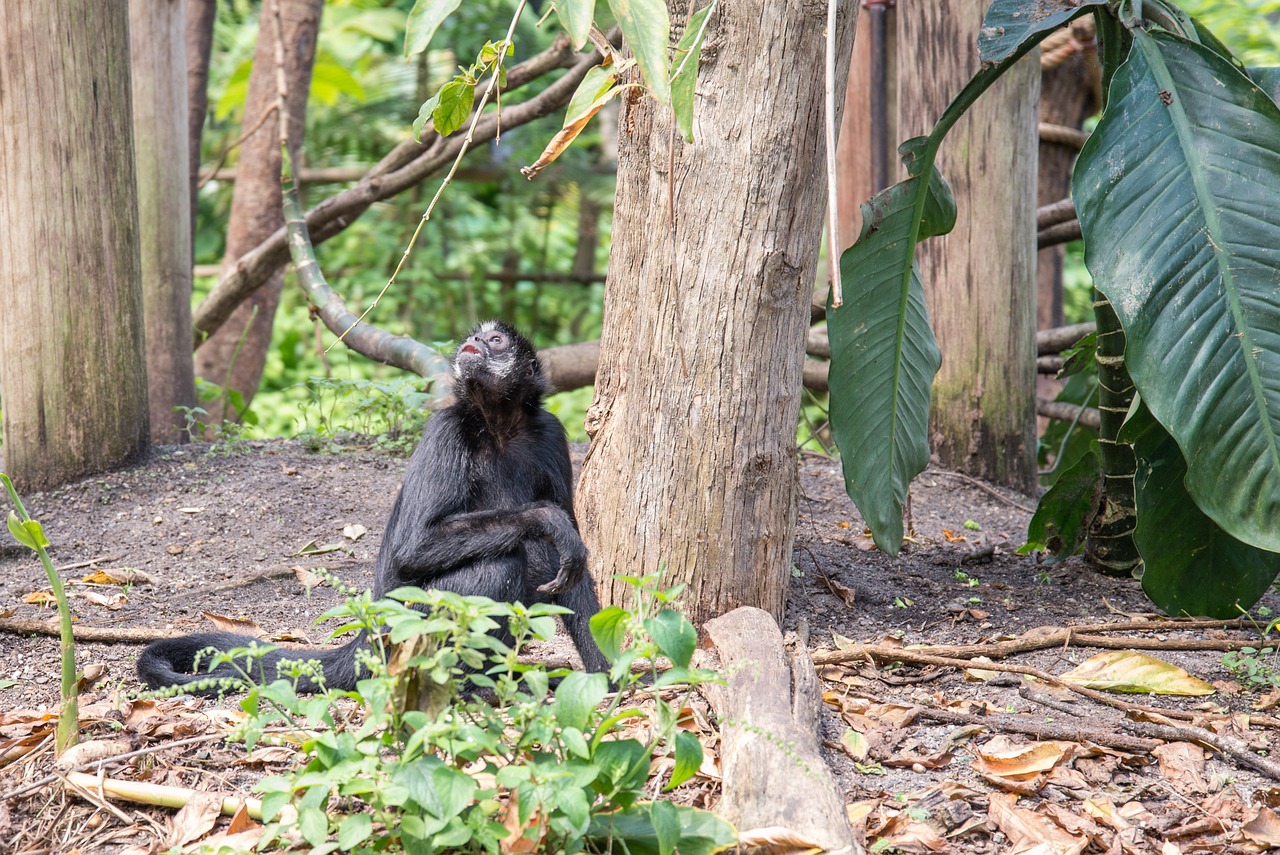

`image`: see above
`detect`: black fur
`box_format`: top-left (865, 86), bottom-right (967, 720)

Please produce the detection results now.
top-left (137, 321), bottom-right (608, 695)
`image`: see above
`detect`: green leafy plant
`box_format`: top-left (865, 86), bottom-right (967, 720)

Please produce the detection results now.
top-left (230, 574), bottom-right (735, 854)
top-left (1223, 645), bottom-right (1280, 691)
top-left (2, 474), bottom-right (79, 753)
top-left (828, 0), bottom-right (1280, 616)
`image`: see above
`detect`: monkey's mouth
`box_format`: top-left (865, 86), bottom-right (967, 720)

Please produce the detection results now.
top-left (459, 344), bottom-right (481, 356)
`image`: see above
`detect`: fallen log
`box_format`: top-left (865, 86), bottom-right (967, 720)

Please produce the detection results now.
top-left (701, 607), bottom-right (858, 854)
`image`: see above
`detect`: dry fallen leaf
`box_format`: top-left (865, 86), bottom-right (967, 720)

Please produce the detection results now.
top-left (871, 809), bottom-right (949, 853)
top-left (1059, 650), bottom-right (1215, 696)
top-left (293, 566), bottom-right (327, 589)
top-left (1152, 742), bottom-right (1209, 795)
top-left (500, 789), bottom-right (546, 855)
top-left (341, 523), bottom-right (367, 542)
top-left (839, 729), bottom-right (869, 761)
top-left (735, 826), bottom-right (825, 854)
top-left (988, 793), bottom-right (1088, 855)
top-left (972, 736), bottom-right (1077, 780)
top-left (82, 567), bottom-right (153, 586)
top-left (1238, 806), bottom-right (1280, 849)
top-left (81, 589), bottom-right (127, 610)
top-left (22, 590), bottom-right (55, 606)
top-left (201, 612), bottom-right (265, 637)
top-left (165, 790), bottom-right (223, 850)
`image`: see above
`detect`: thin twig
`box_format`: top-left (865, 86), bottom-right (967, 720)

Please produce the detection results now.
top-left (910, 702), bottom-right (1159, 754)
top-left (53, 555), bottom-right (121, 573)
top-left (330, 0), bottom-right (530, 351)
top-left (923, 469), bottom-right (1036, 514)
top-left (196, 103), bottom-right (280, 191)
top-left (2, 727), bottom-right (305, 804)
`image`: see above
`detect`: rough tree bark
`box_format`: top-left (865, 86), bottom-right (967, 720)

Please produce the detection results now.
top-left (194, 0), bottom-right (322, 421)
top-left (131, 0), bottom-right (197, 444)
top-left (897, 0), bottom-right (1039, 492)
top-left (578, 0), bottom-right (858, 625)
top-left (0, 0), bottom-right (150, 490)
top-left (186, 0), bottom-right (218, 241)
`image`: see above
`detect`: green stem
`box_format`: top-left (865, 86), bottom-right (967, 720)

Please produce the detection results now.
top-left (2, 475), bottom-right (79, 753)
top-left (1083, 293), bottom-right (1141, 576)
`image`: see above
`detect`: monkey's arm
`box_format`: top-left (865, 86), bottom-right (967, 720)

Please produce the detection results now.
top-left (386, 502), bottom-right (586, 594)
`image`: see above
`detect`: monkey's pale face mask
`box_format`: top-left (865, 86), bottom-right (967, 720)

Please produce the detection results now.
top-left (454, 323), bottom-right (518, 381)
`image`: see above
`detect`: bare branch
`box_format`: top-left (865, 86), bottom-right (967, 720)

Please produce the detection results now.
top-left (191, 36), bottom-right (588, 346)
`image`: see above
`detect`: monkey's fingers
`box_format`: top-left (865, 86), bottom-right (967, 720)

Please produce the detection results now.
top-left (536, 567), bottom-right (574, 595)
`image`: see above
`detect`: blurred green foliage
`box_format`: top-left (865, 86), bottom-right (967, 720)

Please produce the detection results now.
top-left (196, 0), bottom-right (612, 439)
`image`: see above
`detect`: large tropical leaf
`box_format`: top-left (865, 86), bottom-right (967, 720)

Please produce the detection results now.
top-left (977, 0), bottom-right (1108, 64)
top-left (1124, 405), bottom-right (1280, 617)
top-left (1073, 31), bottom-right (1280, 553)
top-left (828, 166), bottom-right (951, 554)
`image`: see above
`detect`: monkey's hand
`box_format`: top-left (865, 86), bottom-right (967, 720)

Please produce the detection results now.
top-left (537, 536), bottom-right (587, 595)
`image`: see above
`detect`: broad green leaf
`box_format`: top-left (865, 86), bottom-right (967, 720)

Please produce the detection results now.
top-left (978, 0), bottom-right (1107, 64)
top-left (1019, 442), bottom-right (1099, 560)
top-left (1249, 67), bottom-right (1280, 105)
top-left (651, 798), bottom-right (679, 855)
top-left (670, 2), bottom-right (715, 143)
top-left (1124, 404), bottom-right (1280, 617)
top-left (1059, 650), bottom-right (1214, 696)
top-left (555, 0), bottom-right (595, 50)
top-left (432, 80), bottom-right (475, 137)
top-left (589, 606), bottom-right (628, 662)
top-left (828, 167), bottom-right (952, 554)
top-left (404, 0), bottom-right (462, 58)
top-left (587, 802), bottom-right (737, 855)
top-left (7, 512), bottom-right (48, 551)
top-left (566, 64), bottom-right (619, 125)
top-left (643, 610), bottom-right (696, 668)
top-left (666, 731), bottom-right (703, 790)
top-left (592, 739), bottom-right (650, 793)
top-left (555, 671), bottom-right (609, 730)
top-left (299, 806), bottom-right (330, 848)
top-left (1073, 31), bottom-right (1280, 553)
top-left (607, 0), bottom-right (670, 105)
top-left (337, 813), bottom-right (372, 850)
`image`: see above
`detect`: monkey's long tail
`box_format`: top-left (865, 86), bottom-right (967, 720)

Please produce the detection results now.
top-left (136, 631), bottom-right (364, 696)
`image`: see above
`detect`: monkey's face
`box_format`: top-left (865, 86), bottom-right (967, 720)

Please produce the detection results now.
top-left (454, 321), bottom-right (527, 387)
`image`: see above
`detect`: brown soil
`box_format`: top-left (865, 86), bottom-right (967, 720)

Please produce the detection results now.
top-left (2, 439), bottom-right (1278, 853)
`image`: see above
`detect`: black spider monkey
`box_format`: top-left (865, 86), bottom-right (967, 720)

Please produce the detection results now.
top-left (138, 321), bottom-right (608, 694)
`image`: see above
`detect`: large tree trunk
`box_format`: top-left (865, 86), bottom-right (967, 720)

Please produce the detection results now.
top-left (897, 0), bottom-right (1039, 492)
top-left (186, 0), bottom-right (218, 243)
top-left (0, 0), bottom-right (150, 490)
top-left (578, 1), bottom-right (858, 625)
top-left (194, 0), bottom-right (322, 422)
top-left (131, 0), bottom-right (198, 444)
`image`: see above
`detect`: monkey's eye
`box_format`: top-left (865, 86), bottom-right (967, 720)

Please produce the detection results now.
top-left (489, 334), bottom-right (504, 345)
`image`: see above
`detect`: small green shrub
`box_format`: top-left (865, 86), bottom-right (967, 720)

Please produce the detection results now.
top-left (227, 575), bottom-right (734, 854)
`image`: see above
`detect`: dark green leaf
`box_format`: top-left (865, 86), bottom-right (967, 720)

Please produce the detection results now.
top-left (586, 802), bottom-right (737, 855)
top-left (1059, 332), bottom-right (1097, 379)
top-left (1020, 443), bottom-right (1099, 560)
top-left (404, 0), bottom-right (462, 58)
top-left (978, 0), bottom-right (1107, 64)
top-left (1073, 31), bottom-right (1280, 553)
top-left (1126, 405), bottom-right (1280, 617)
top-left (555, 671), bottom-right (609, 731)
top-left (670, 1), bottom-right (714, 143)
top-left (665, 731), bottom-right (702, 790)
top-left (1248, 67), bottom-right (1280, 105)
top-left (828, 168), bottom-right (951, 554)
top-left (643, 610), bottom-right (696, 668)
top-left (607, 0), bottom-right (670, 104)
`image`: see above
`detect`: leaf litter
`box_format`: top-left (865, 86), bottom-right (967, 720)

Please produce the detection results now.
top-left (0, 442), bottom-right (1278, 852)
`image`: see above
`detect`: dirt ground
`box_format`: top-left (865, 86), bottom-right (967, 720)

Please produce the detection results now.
top-left (2, 439), bottom-right (1279, 853)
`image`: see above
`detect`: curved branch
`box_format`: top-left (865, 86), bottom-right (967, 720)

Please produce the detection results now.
top-left (192, 36), bottom-right (593, 346)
